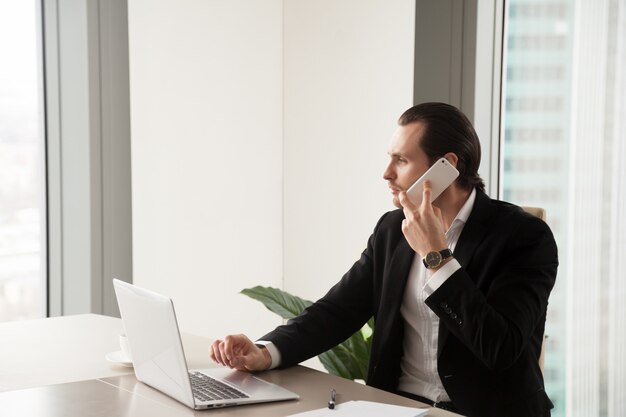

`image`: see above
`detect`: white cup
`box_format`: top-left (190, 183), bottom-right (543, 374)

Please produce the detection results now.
top-left (119, 333), bottom-right (132, 361)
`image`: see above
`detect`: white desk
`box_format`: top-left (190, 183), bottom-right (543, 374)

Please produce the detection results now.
top-left (0, 314), bottom-right (463, 416)
top-left (0, 314), bottom-right (128, 391)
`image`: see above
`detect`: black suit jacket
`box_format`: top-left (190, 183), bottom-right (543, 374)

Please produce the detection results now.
top-left (262, 191), bottom-right (558, 417)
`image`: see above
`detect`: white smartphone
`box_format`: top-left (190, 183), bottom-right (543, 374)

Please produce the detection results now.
top-left (406, 157), bottom-right (459, 205)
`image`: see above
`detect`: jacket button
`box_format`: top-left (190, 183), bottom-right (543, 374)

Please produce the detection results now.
top-left (444, 307), bottom-right (452, 314)
top-left (440, 302), bottom-right (448, 309)
top-left (450, 313), bottom-right (457, 319)
top-left (456, 318), bottom-right (463, 325)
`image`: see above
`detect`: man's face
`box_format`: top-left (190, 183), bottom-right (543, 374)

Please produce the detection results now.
top-left (383, 122), bottom-right (432, 208)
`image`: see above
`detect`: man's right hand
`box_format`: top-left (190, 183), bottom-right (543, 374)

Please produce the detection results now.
top-left (209, 334), bottom-right (272, 372)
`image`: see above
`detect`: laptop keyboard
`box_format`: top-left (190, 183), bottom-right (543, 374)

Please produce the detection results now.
top-left (189, 372), bottom-right (250, 402)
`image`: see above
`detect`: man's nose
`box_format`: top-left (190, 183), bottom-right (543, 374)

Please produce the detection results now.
top-left (383, 164), bottom-right (394, 181)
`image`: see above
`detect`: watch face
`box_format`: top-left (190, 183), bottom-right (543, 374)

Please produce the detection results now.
top-left (425, 251), bottom-right (442, 267)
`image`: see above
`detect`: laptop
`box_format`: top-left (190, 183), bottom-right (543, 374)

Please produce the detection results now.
top-left (112, 279), bottom-right (299, 410)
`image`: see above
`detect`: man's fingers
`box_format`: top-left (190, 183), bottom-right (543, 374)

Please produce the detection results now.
top-left (398, 191), bottom-right (407, 207)
top-left (223, 334), bottom-right (247, 361)
top-left (224, 334), bottom-right (259, 368)
top-left (421, 180), bottom-right (433, 208)
top-left (209, 341), bottom-right (220, 364)
top-left (209, 342), bottom-right (217, 363)
top-left (433, 205), bottom-right (444, 224)
top-left (222, 336), bottom-right (235, 361)
top-left (398, 191), bottom-right (418, 220)
top-left (400, 180), bottom-right (433, 218)
top-left (211, 334), bottom-right (266, 372)
top-left (210, 340), bottom-right (227, 366)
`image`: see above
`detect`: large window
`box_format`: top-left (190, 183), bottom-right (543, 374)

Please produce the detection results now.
top-left (0, 1), bottom-right (47, 321)
top-left (501, 0), bottom-right (626, 416)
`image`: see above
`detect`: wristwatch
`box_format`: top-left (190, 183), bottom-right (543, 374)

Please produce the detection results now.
top-left (422, 248), bottom-right (453, 269)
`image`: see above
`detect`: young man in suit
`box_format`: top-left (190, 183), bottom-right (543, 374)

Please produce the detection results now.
top-left (210, 102), bottom-right (558, 417)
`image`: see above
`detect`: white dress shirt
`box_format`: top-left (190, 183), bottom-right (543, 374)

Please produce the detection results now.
top-left (397, 188), bottom-right (476, 402)
top-left (260, 189), bottom-right (477, 395)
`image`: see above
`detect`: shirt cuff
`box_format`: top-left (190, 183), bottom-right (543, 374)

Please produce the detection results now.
top-left (255, 340), bottom-right (281, 369)
top-left (423, 258), bottom-right (461, 297)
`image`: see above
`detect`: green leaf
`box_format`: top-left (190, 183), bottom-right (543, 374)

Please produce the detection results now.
top-left (362, 317), bottom-right (375, 339)
top-left (346, 332), bottom-right (370, 378)
top-left (318, 327), bottom-right (371, 381)
top-left (240, 286), bottom-right (312, 320)
top-left (319, 349), bottom-right (354, 379)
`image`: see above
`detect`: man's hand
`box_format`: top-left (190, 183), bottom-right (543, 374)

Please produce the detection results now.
top-left (398, 180), bottom-right (447, 257)
top-left (209, 334), bottom-right (272, 372)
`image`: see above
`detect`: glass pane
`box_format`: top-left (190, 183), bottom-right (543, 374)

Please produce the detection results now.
top-left (0, 1), bottom-right (46, 321)
top-left (502, 0), bottom-right (626, 416)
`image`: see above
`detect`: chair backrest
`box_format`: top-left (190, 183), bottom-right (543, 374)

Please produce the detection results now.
top-left (521, 206), bottom-right (546, 221)
top-left (521, 206), bottom-right (547, 376)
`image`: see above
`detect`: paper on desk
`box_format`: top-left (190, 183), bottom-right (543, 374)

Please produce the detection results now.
top-left (286, 400), bottom-right (428, 417)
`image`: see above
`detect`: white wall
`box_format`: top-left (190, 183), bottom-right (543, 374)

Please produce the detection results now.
top-left (129, 0), bottom-right (414, 345)
top-left (283, 1), bottom-right (415, 301)
top-left (128, 0), bottom-right (284, 339)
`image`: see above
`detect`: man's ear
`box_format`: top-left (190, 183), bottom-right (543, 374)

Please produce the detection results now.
top-left (443, 153), bottom-right (459, 168)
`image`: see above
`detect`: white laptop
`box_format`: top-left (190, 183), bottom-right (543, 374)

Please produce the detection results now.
top-left (112, 279), bottom-right (299, 410)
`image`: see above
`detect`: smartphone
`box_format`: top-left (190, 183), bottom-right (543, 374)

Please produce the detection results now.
top-left (406, 157), bottom-right (459, 205)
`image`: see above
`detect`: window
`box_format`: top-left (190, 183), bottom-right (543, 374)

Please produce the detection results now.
top-left (0, 1), bottom-right (47, 321)
top-left (501, 0), bottom-right (626, 415)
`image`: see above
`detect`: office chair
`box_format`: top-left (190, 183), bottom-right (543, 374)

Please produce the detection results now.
top-left (521, 206), bottom-right (548, 376)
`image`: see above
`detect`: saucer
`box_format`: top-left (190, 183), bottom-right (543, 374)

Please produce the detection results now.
top-left (105, 350), bottom-right (133, 367)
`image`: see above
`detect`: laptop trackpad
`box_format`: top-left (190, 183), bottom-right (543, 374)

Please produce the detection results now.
top-left (201, 368), bottom-right (266, 391)
top-left (197, 368), bottom-right (296, 399)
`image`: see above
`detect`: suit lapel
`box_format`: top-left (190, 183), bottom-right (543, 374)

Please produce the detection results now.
top-left (376, 235), bottom-right (414, 352)
top-left (438, 190), bottom-right (494, 357)
top-left (451, 190), bottom-right (494, 274)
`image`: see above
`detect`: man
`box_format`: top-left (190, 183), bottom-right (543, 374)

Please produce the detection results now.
top-left (210, 102), bottom-right (558, 417)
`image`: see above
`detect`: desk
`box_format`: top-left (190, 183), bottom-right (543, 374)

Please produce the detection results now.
top-left (0, 314), bottom-right (462, 416)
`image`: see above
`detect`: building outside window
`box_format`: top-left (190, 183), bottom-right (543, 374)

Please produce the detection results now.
top-left (0, 0), bottom-right (47, 322)
top-left (502, 0), bottom-right (626, 415)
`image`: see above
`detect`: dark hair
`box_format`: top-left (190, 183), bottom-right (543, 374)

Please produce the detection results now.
top-left (398, 102), bottom-right (485, 192)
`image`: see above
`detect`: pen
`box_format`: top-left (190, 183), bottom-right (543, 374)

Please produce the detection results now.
top-left (328, 388), bottom-right (336, 410)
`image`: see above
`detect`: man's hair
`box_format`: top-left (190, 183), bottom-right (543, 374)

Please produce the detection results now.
top-left (398, 102), bottom-right (486, 192)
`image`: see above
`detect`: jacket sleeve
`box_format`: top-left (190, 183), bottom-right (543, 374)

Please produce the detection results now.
top-left (425, 213), bottom-right (558, 372)
top-left (260, 213), bottom-right (390, 368)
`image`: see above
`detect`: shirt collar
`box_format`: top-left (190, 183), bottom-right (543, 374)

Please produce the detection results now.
top-left (449, 188), bottom-right (477, 229)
